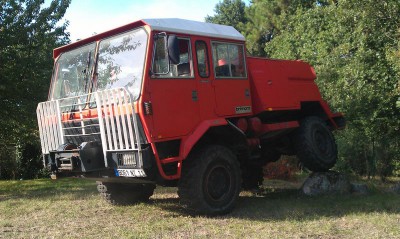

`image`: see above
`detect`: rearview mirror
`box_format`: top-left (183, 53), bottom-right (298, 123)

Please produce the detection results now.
top-left (167, 35), bottom-right (180, 65)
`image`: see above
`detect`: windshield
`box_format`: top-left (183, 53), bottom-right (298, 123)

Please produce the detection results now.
top-left (96, 28), bottom-right (147, 100)
top-left (51, 43), bottom-right (96, 99)
top-left (50, 27), bottom-right (148, 101)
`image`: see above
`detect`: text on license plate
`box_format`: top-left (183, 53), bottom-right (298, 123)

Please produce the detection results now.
top-left (115, 169), bottom-right (147, 177)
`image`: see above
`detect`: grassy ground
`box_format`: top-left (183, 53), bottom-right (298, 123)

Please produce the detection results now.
top-left (0, 177), bottom-right (399, 239)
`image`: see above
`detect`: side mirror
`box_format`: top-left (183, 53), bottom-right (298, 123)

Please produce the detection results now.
top-left (167, 35), bottom-right (180, 65)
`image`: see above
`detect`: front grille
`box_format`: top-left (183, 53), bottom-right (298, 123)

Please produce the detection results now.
top-left (116, 152), bottom-right (137, 167)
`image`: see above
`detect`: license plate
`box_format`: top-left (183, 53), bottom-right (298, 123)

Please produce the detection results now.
top-left (115, 168), bottom-right (147, 177)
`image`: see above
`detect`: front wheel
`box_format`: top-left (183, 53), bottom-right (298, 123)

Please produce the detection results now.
top-left (97, 182), bottom-right (155, 205)
top-left (178, 145), bottom-right (241, 215)
top-left (294, 117), bottom-right (338, 172)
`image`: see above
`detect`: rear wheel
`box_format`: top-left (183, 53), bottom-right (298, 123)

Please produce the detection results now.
top-left (178, 145), bottom-right (241, 215)
top-left (97, 182), bottom-right (155, 205)
top-left (294, 117), bottom-right (337, 172)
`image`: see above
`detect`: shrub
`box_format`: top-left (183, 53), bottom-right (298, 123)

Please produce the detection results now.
top-left (263, 156), bottom-right (299, 180)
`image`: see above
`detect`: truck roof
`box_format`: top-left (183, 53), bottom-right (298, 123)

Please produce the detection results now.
top-left (53, 18), bottom-right (245, 58)
top-left (143, 18), bottom-right (245, 41)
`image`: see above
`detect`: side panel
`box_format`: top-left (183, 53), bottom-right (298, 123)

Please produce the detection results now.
top-left (247, 57), bottom-right (322, 114)
top-left (214, 80), bottom-right (252, 116)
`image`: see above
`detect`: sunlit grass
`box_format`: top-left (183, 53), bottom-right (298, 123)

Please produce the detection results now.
top-left (0, 177), bottom-right (399, 238)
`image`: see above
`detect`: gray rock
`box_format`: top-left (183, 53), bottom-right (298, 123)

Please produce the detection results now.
top-left (351, 183), bottom-right (369, 195)
top-left (301, 171), bottom-right (352, 196)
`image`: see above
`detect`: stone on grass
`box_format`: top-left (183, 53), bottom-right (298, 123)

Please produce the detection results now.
top-left (301, 171), bottom-right (352, 196)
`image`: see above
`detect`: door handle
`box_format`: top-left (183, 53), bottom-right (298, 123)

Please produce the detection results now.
top-left (192, 90), bottom-right (198, 101)
top-left (245, 89), bottom-right (250, 98)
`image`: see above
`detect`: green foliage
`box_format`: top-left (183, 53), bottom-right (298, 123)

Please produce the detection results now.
top-left (17, 142), bottom-right (44, 179)
top-left (205, 0), bottom-right (247, 32)
top-left (240, 0), bottom-right (320, 56)
top-left (209, 0), bottom-right (400, 178)
top-left (0, 0), bottom-right (70, 179)
top-left (262, 0), bottom-right (400, 179)
top-left (0, 144), bottom-right (17, 179)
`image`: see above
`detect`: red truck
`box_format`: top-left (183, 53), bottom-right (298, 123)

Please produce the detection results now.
top-left (37, 18), bottom-right (345, 215)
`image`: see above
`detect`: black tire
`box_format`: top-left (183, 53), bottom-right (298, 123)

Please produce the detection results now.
top-left (178, 145), bottom-right (241, 215)
top-left (294, 116), bottom-right (337, 172)
top-left (241, 164), bottom-right (264, 190)
top-left (97, 182), bottom-right (155, 205)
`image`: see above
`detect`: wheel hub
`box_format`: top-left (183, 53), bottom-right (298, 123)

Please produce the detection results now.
top-left (315, 130), bottom-right (328, 154)
top-left (205, 165), bottom-right (231, 201)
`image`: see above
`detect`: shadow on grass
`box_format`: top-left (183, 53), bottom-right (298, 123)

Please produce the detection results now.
top-left (153, 187), bottom-right (400, 221)
top-left (0, 178), bottom-right (97, 201)
top-left (1, 178), bottom-right (399, 222)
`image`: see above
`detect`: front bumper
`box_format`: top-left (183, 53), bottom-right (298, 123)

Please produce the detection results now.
top-left (45, 144), bottom-right (156, 180)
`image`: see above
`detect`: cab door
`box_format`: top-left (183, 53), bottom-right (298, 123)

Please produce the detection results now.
top-left (148, 36), bottom-right (199, 140)
top-left (210, 41), bottom-right (252, 117)
top-left (192, 39), bottom-right (217, 120)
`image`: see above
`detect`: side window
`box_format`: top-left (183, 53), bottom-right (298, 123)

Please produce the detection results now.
top-left (212, 42), bottom-right (247, 78)
top-left (152, 37), bottom-right (193, 78)
top-left (152, 37), bottom-right (169, 74)
top-left (177, 39), bottom-right (192, 77)
top-left (195, 41), bottom-right (209, 78)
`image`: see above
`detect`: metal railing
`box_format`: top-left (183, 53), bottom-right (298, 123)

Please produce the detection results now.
top-left (36, 88), bottom-right (142, 168)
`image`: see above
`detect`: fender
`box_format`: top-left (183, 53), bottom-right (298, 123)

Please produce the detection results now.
top-left (181, 118), bottom-right (228, 159)
top-left (150, 118), bottom-right (229, 180)
top-left (319, 101), bottom-right (345, 129)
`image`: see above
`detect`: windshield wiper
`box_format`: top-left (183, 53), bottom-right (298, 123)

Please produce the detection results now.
top-left (83, 51), bottom-right (92, 92)
top-left (89, 52), bottom-right (99, 93)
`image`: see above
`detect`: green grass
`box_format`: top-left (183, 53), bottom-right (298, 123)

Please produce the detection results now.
top-left (0, 177), bottom-right (399, 238)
